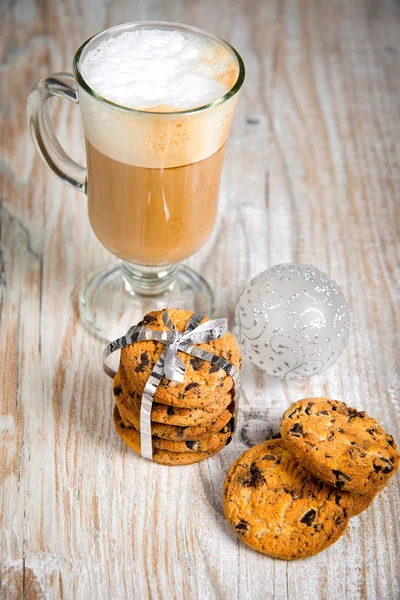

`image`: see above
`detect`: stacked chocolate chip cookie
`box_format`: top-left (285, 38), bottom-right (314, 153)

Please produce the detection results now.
top-left (112, 308), bottom-right (242, 465)
top-left (224, 398), bottom-right (399, 560)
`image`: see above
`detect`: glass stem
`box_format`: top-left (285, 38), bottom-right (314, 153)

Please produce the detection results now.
top-left (121, 262), bottom-right (180, 296)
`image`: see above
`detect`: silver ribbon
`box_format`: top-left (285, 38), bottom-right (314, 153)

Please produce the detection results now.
top-left (102, 307), bottom-right (240, 460)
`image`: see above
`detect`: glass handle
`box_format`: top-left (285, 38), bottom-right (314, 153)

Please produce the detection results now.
top-left (27, 72), bottom-right (87, 193)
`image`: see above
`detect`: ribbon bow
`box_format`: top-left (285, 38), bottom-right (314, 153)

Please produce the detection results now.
top-left (103, 306), bottom-right (240, 460)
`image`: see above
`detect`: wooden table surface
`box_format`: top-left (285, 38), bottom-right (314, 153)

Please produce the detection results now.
top-left (1, 0), bottom-right (399, 598)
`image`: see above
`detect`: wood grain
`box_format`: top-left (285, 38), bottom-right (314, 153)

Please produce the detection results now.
top-left (1, 0), bottom-right (399, 598)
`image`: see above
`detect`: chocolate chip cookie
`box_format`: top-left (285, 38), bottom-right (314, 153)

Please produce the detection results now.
top-left (280, 398), bottom-right (399, 494)
top-left (118, 408), bottom-right (232, 453)
top-left (223, 438), bottom-right (352, 560)
top-left (120, 308), bottom-right (242, 407)
top-left (115, 382), bottom-right (235, 441)
top-left (114, 405), bottom-right (229, 465)
top-left (117, 365), bottom-right (233, 425)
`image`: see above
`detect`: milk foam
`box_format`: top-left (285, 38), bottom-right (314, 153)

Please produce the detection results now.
top-left (81, 29), bottom-right (237, 111)
top-left (78, 26), bottom-right (242, 168)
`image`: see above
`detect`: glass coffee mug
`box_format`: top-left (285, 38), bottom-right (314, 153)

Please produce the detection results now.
top-left (27, 22), bottom-right (245, 341)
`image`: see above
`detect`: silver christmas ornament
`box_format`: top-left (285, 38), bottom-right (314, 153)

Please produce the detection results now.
top-left (236, 263), bottom-right (351, 380)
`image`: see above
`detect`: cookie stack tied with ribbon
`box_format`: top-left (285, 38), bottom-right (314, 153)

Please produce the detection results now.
top-left (103, 307), bottom-right (242, 465)
top-left (224, 398), bottom-right (399, 560)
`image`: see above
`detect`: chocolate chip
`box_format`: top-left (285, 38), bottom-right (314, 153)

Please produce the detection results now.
top-left (226, 435), bottom-right (233, 445)
top-left (305, 402), bottom-right (315, 415)
top-left (190, 357), bottom-right (203, 371)
top-left (186, 440), bottom-right (200, 451)
top-left (383, 464), bottom-right (394, 474)
top-left (335, 494), bottom-right (342, 506)
top-left (332, 469), bottom-right (351, 482)
top-left (235, 521), bottom-right (249, 532)
top-left (119, 423), bottom-right (125, 429)
top-left (348, 408), bottom-right (365, 419)
top-left (113, 386), bottom-right (123, 396)
top-left (289, 423), bottom-right (303, 436)
top-left (366, 428), bottom-right (376, 436)
top-left (300, 509), bottom-right (316, 526)
top-left (135, 352), bottom-right (150, 372)
top-left (287, 406), bottom-right (301, 419)
top-left (374, 458), bottom-right (393, 474)
top-left (185, 382), bottom-right (200, 392)
top-left (271, 432), bottom-right (282, 439)
top-left (140, 352), bottom-right (149, 365)
top-left (387, 437), bottom-right (395, 447)
top-left (338, 428), bottom-right (345, 434)
top-left (177, 427), bottom-right (185, 439)
top-left (209, 363), bottom-right (220, 373)
top-left (317, 410), bottom-right (329, 416)
top-left (263, 454), bottom-right (276, 460)
top-left (240, 463), bottom-right (265, 488)
top-left (143, 314), bottom-right (156, 324)
top-left (167, 406), bottom-right (175, 416)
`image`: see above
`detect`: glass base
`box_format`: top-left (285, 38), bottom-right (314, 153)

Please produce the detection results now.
top-left (79, 262), bottom-right (215, 342)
